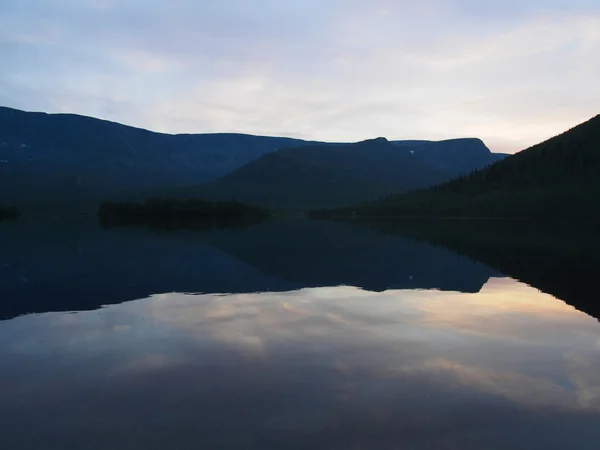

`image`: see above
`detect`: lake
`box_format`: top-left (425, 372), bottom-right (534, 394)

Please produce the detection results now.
top-left (1, 218), bottom-right (599, 449)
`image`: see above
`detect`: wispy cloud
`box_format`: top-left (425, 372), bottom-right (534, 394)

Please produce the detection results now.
top-left (1, 1), bottom-right (598, 152)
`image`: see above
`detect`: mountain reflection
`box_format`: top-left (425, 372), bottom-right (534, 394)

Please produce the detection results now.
top-left (1, 280), bottom-right (599, 449)
top-left (2, 218), bottom-right (600, 449)
top-left (0, 219), bottom-right (499, 319)
top-left (341, 218), bottom-right (600, 321)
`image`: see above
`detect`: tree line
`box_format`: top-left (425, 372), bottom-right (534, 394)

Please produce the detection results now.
top-left (99, 198), bottom-right (269, 218)
top-left (98, 198), bottom-right (270, 230)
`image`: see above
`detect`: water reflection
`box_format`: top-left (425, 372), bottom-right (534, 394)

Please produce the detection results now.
top-left (0, 219), bottom-right (499, 319)
top-left (1, 279), bottom-right (599, 449)
top-left (347, 218), bottom-right (600, 320)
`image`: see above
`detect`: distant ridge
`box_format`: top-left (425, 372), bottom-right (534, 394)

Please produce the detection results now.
top-left (313, 114), bottom-right (600, 218)
top-left (0, 106), bottom-right (506, 213)
top-left (0, 106), bottom-right (316, 212)
top-left (167, 137), bottom-right (506, 211)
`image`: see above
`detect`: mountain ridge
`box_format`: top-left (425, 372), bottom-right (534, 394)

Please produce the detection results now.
top-left (1, 106), bottom-right (312, 139)
top-left (171, 136), bottom-right (505, 211)
top-left (0, 106), bottom-right (316, 211)
top-left (313, 114), bottom-right (600, 218)
top-left (0, 106), bottom-right (507, 213)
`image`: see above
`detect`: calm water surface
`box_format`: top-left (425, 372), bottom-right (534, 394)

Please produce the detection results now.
top-left (1, 219), bottom-right (599, 449)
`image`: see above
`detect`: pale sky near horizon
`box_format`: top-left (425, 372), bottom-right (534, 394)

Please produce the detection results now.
top-left (1, 0), bottom-right (599, 153)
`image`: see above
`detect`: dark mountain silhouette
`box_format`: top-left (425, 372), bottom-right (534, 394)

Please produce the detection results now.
top-left (173, 137), bottom-right (505, 210)
top-left (316, 114), bottom-right (600, 218)
top-left (0, 106), bottom-right (506, 213)
top-left (392, 138), bottom-right (506, 178)
top-left (0, 106), bottom-right (314, 212)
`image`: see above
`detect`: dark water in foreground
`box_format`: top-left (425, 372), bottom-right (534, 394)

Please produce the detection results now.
top-left (1, 218), bottom-right (599, 449)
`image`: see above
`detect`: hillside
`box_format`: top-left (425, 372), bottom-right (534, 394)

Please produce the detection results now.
top-left (174, 137), bottom-right (504, 211)
top-left (315, 115), bottom-right (600, 218)
top-left (0, 107), bottom-right (313, 212)
top-left (0, 106), bottom-right (506, 213)
top-left (392, 138), bottom-right (506, 177)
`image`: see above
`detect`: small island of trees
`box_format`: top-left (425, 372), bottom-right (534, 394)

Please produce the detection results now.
top-left (98, 198), bottom-right (270, 230)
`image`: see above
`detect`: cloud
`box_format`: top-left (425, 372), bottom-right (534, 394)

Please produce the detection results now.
top-left (0, 1), bottom-right (599, 151)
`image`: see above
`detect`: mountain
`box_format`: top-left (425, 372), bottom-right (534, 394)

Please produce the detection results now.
top-left (173, 137), bottom-right (505, 211)
top-left (0, 106), bottom-right (506, 213)
top-left (315, 114), bottom-right (600, 218)
top-left (0, 106), bottom-right (314, 212)
top-left (392, 138), bottom-right (506, 178)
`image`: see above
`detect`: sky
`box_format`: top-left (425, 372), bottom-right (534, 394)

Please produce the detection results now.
top-left (1, 1), bottom-right (599, 153)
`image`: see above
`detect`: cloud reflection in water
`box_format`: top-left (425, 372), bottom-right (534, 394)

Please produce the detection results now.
top-left (0, 278), bottom-right (599, 449)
